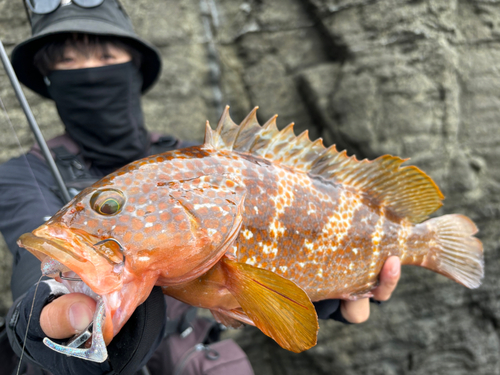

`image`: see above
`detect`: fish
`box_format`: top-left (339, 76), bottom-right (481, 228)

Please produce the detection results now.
top-left (18, 106), bottom-right (484, 362)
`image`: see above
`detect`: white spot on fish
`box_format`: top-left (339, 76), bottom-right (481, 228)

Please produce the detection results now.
top-left (84, 221), bottom-right (88, 226)
top-left (111, 225), bottom-right (116, 230)
top-left (349, 263), bottom-right (354, 270)
top-left (261, 243), bottom-right (270, 254)
top-left (245, 256), bottom-right (257, 266)
top-left (307, 202), bottom-right (316, 215)
top-left (279, 266), bottom-right (287, 273)
top-left (207, 228), bottom-right (217, 237)
top-left (242, 229), bottom-right (253, 239)
top-left (304, 240), bottom-right (314, 251)
top-left (269, 220), bottom-right (286, 237)
top-left (194, 203), bottom-right (217, 210)
top-left (253, 206), bottom-right (259, 214)
top-left (138, 256), bottom-right (150, 262)
top-left (258, 242), bottom-right (278, 256)
top-left (145, 223), bottom-right (153, 228)
top-left (298, 262), bottom-right (306, 268)
top-left (352, 248), bottom-right (358, 255)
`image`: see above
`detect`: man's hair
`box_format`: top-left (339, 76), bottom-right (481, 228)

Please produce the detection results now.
top-left (33, 33), bottom-right (142, 76)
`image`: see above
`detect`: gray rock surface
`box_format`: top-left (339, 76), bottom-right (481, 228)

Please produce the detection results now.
top-left (1, 0), bottom-right (499, 373)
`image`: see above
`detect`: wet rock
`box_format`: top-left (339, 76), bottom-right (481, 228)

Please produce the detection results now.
top-left (1, 0), bottom-right (499, 373)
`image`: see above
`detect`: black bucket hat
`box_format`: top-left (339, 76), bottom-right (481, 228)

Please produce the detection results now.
top-left (11, 0), bottom-right (161, 99)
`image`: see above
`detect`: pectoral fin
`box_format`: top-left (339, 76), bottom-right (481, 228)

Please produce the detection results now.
top-left (220, 257), bottom-right (318, 353)
top-left (210, 310), bottom-right (244, 328)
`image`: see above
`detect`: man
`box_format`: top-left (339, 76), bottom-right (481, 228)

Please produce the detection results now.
top-left (0, 1), bottom-right (401, 374)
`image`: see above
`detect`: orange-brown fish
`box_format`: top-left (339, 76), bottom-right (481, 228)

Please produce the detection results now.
top-left (18, 106), bottom-right (484, 362)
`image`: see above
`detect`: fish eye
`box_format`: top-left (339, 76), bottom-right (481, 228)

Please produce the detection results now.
top-left (90, 189), bottom-right (126, 216)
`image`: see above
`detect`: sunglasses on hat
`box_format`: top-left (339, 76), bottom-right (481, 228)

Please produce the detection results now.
top-left (25, 0), bottom-right (104, 15)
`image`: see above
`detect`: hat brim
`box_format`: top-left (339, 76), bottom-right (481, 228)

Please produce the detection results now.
top-left (11, 18), bottom-right (162, 99)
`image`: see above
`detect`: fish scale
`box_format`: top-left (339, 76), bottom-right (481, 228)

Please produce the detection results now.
top-left (18, 106), bottom-right (484, 358)
top-left (230, 158), bottom-right (401, 300)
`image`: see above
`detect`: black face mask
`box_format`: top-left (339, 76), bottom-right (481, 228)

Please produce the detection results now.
top-left (46, 62), bottom-right (149, 169)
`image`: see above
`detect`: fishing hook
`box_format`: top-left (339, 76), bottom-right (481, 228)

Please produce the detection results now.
top-left (58, 272), bottom-right (82, 282)
top-left (93, 238), bottom-right (126, 264)
top-left (58, 238), bottom-right (126, 281)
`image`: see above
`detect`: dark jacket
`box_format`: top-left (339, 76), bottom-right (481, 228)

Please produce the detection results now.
top-left (0, 133), bottom-right (192, 374)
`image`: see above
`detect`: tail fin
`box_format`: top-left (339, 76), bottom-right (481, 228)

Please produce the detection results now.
top-left (423, 214), bottom-right (483, 289)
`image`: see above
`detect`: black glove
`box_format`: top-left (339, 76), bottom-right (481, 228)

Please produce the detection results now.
top-left (313, 298), bottom-right (382, 324)
top-left (6, 280), bottom-right (166, 375)
top-left (313, 299), bottom-right (353, 324)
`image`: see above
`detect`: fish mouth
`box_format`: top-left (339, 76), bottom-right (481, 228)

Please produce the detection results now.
top-left (39, 265), bottom-right (157, 363)
top-left (18, 225), bottom-right (155, 363)
top-left (18, 224), bottom-right (125, 296)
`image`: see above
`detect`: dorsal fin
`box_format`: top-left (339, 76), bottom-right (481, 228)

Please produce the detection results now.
top-left (204, 106), bottom-right (444, 223)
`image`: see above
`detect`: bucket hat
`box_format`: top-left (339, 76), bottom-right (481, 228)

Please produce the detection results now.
top-left (11, 0), bottom-right (162, 99)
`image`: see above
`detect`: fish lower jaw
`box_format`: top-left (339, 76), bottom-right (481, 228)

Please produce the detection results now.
top-left (59, 272), bottom-right (100, 300)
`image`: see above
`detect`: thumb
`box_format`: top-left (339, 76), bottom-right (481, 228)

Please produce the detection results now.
top-left (40, 293), bottom-right (96, 339)
top-left (372, 256), bottom-right (401, 302)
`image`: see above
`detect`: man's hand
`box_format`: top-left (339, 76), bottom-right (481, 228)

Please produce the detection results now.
top-left (340, 256), bottom-right (401, 323)
top-left (40, 293), bottom-right (96, 339)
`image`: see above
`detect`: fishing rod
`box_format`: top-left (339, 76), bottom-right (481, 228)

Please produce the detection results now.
top-left (0, 39), bottom-right (71, 203)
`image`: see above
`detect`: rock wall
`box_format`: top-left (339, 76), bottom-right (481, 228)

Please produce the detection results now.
top-left (1, 0), bottom-right (499, 374)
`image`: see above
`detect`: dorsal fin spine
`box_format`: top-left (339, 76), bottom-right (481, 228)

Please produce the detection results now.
top-left (232, 107), bottom-right (257, 146)
top-left (209, 106), bottom-right (444, 223)
top-left (215, 106), bottom-right (230, 134)
top-left (234, 107), bottom-right (261, 152)
top-left (261, 129), bottom-right (293, 159)
top-left (249, 116), bottom-right (279, 157)
top-left (215, 105), bottom-right (239, 150)
top-left (274, 124), bottom-right (302, 160)
top-left (204, 120), bottom-right (215, 148)
top-left (286, 131), bottom-right (312, 163)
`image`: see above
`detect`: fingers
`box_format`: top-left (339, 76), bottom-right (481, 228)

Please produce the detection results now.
top-left (340, 298), bottom-right (370, 324)
top-left (372, 256), bottom-right (401, 302)
top-left (40, 293), bottom-right (96, 339)
top-left (340, 256), bottom-right (401, 324)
